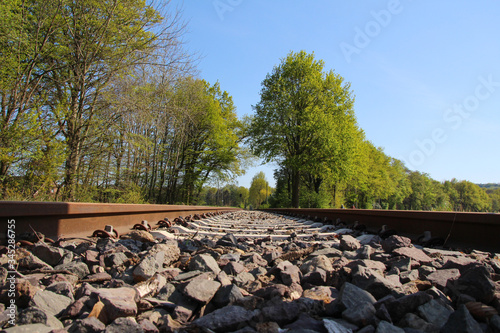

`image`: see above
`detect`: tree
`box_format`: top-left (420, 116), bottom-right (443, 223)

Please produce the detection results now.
top-left (249, 172), bottom-right (271, 209)
top-left (248, 51), bottom-right (359, 207)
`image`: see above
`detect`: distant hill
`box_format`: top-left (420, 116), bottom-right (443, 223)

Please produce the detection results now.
top-left (477, 183), bottom-right (500, 190)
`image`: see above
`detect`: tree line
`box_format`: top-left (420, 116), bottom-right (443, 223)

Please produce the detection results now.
top-left (0, 0), bottom-right (246, 204)
top-left (0, 2), bottom-right (496, 212)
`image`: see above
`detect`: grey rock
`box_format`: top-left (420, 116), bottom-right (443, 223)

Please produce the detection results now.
top-left (244, 253), bottom-right (268, 267)
top-left (398, 313), bottom-right (437, 333)
top-left (300, 255), bottom-right (334, 274)
top-left (278, 261), bottom-right (302, 286)
top-left (417, 299), bottom-right (452, 328)
top-left (54, 261), bottom-right (90, 279)
top-left (29, 290), bottom-right (72, 317)
top-left (67, 316), bottom-right (106, 333)
top-left (342, 301), bottom-right (376, 326)
top-left (262, 300), bottom-right (307, 326)
top-left (213, 284), bottom-right (244, 306)
top-left (189, 253), bottom-right (221, 275)
top-left (441, 256), bottom-right (477, 272)
top-left (440, 304), bottom-right (482, 333)
top-left (105, 317), bottom-right (143, 333)
top-left (384, 291), bottom-right (433, 322)
top-left (3, 323), bottom-right (53, 333)
top-left (139, 319), bottom-right (159, 333)
top-left (489, 315), bottom-right (500, 333)
top-left (339, 282), bottom-right (377, 310)
top-left (46, 281), bottom-right (74, 301)
top-left (340, 235), bottom-right (361, 251)
top-left (234, 272), bottom-right (255, 288)
top-left (220, 252), bottom-right (241, 262)
top-left (192, 305), bottom-right (256, 332)
top-left (376, 320), bottom-right (405, 333)
top-left (381, 235), bottom-right (412, 253)
top-left (133, 251), bottom-right (165, 282)
top-left (31, 242), bottom-right (73, 267)
top-left (449, 265), bottom-right (496, 303)
top-left (183, 278), bottom-right (221, 303)
top-left (285, 313), bottom-right (325, 332)
top-left (352, 266), bottom-right (404, 299)
top-left (104, 252), bottom-right (129, 267)
top-left (392, 247), bottom-right (433, 264)
top-left (426, 269), bottom-right (460, 290)
top-left (323, 318), bottom-right (354, 333)
top-left (91, 287), bottom-right (138, 322)
top-left (17, 306), bottom-right (64, 330)
top-left (223, 261), bottom-right (246, 276)
top-left (17, 254), bottom-right (53, 270)
top-left (400, 270), bottom-right (420, 284)
top-left (309, 247), bottom-right (343, 258)
top-left (390, 257), bottom-right (413, 272)
top-left (302, 268), bottom-right (327, 286)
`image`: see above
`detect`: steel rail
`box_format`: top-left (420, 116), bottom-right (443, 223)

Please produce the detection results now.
top-left (263, 208), bottom-right (500, 253)
top-left (0, 201), bottom-right (240, 240)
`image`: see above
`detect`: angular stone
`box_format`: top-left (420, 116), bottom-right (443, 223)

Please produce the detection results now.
top-left (392, 247), bottom-right (433, 264)
top-left (400, 269), bottom-right (419, 284)
top-left (302, 268), bottom-right (327, 286)
top-left (309, 247), bottom-right (343, 258)
top-left (105, 317), bottom-right (143, 333)
top-left (91, 287), bottom-right (138, 322)
top-left (45, 281), bottom-right (74, 302)
top-left (323, 318), bottom-right (355, 333)
top-left (285, 313), bottom-right (325, 332)
top-left (351, 266), bottom-right (403, 299)
top-left (340, 235), bottom-right (361, 251)
top-left (426, 268), bottom-right (460, 290)
top-left (152, 242), bottom-right (181, 266)
top-left (253, 284), bottom-right (291, 300)
top-left (342, 301), bottom-right (376, 326)
top-left (450, 265), bottom-right (496, 303)
top-left (29, 290), bottom-right (72, 317)
top-left (120, 229), bottom-right (155, 243)
top-left (381, 235), bottom-right (412, 253)
top-left (189, 254), bottom-right (221, 275)
top-left (17, 307), bottom-right (64, 330)
top-left (133, 253), bottom-right (165, 283)
top-left (139, 318), bottom-right (159, 333)
top-left (15, 279), bottom-right (40, 308)
top-left (104, 252), bottom-right (129, 267)
top-left (442, 256), bottom-right (477, 272)
top-left (384, 291), bottom-right (433, 322)
top-left (279, 262), bottom-right (302, 286)
top-left (18, 254), bottom-right (53, 270)
top-left (262, 300), bottom-right (307, 326)
top-left (67, 317), bottom-right (106, 333)
top-left (183, 278), bottom-right (221, 303)
top-left (192, 305), bottom-right (256, 332)
top-left (234, 272), bottom-right (255, 288)
top-left (440, 304), bottom-right (482, 333)
top-left (300, 255), bottom-right (333, 274)
top-left (417, 299), bottom-right (453, 328)
top-left (223, 261), bottom-right (246, 276)
top-left (303, 286), bottom-right (339, 303)
top-left (213, 284), bottom-right (244, 307)
top-left (398, 313), bottom-right (438, 333)
top-left (347, 259), bottom-right (386, 273)
top-left (31, 242), bottom-right (73, 267)
top-left (54, 262), bottom-right (90, 279)
top-left (244, 253), bottom-right (268, 267)
top-left (3, 323), bottom-right (53, 333)
top-left (339, 282), bottom-right (376, 310)
top-left (375, 320), bottom-right (405, 333)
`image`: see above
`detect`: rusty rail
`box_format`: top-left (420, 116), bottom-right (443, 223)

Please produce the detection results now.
top-left (0, 201), bottom-right (240, 240)
top-left (263, 208), bottom-right (500, 253)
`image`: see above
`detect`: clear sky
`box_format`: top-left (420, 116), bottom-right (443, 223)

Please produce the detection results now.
top-left (170, 0), bottom-right (500, 189)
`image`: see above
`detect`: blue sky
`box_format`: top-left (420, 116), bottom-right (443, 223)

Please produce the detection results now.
top-left (170, 1), bottom-right (500, 188)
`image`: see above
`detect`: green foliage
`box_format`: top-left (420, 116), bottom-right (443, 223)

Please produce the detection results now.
top-left (249, 172), bottom-right (273, 209)
top-left (248, 50), bottom-right (359, 207)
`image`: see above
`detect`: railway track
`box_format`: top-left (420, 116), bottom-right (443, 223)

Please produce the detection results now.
top-left (1, 201), bottom-right (498, 252)
top-left (2, 202), bottom-right (500, 332)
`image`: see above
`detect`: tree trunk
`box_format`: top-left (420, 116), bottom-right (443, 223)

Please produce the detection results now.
top-left (291, 169), bottom-right (300, 208)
